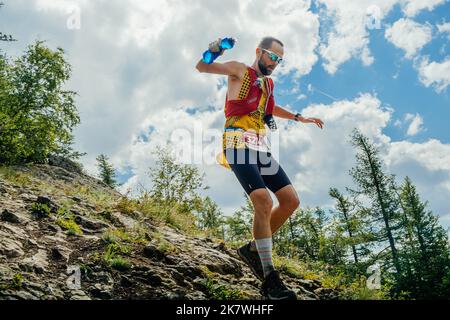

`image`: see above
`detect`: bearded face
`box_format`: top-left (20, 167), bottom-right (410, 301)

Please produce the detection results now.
top-left (258, 56), bottom-right (273, 76)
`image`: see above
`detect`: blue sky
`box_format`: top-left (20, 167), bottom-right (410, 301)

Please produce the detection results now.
top-left (1, 0), bottom-right (449, 232)
top-left (276, 1), bottom-right (450, 144)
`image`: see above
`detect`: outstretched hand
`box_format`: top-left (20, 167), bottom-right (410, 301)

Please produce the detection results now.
top-left (303, 117), bottom-right (324, 129)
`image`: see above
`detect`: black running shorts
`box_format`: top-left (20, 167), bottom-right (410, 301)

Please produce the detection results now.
top-left (224, 148), bottom-right (292, 195)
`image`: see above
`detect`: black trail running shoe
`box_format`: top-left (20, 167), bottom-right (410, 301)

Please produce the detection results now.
top-left (237, 241), bottom-right (264, 281)
top-left (261, 270), bottom-right (297, 300)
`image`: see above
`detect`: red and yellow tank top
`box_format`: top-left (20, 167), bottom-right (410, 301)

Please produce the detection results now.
top-left (217, 66), bottom-right (275, 169)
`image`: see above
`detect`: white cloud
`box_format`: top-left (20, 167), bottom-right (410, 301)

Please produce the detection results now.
top-left (317, 0), bottom-right (399, 74)
top-left (437, 22), bottom-right (450, 39)
top-left (405, 113), bottom-right (424, 136)
top-left (386, 139), bottom-right (450, 224)
top-left (316, 0), bottom-right (446, 73)
top-left (401, 0), bottom-right (447, 17)
top-left (416, 57), bottom-right (450, 92)
top-left (385, 18), bottom-right (432, 59)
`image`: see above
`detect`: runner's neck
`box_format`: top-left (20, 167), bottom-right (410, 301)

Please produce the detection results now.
top-left (250, 64), bottom-right (264, 77)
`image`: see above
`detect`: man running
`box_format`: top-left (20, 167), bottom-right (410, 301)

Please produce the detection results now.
top-left (196, 36), bottom-right (324, 300)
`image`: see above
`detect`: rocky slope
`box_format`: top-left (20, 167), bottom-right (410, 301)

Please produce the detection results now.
top-left (0, 160), bottom-right (338, 300)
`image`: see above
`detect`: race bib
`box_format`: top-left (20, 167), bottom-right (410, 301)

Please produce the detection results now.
top-left (243, 131), bottom-right (270, 152)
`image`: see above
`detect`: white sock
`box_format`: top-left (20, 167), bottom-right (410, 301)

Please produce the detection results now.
top-left (255, 238), bottom-right (275, 278)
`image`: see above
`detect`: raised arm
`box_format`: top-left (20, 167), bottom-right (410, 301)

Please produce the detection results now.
top-left (196, 60), bottom-right (246, 79)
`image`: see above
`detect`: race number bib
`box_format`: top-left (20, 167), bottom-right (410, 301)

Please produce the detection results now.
top-left (243, 131), bottom-right (270, 152)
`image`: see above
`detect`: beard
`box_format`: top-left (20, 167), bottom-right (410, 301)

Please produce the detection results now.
top-left (258, 57), bottom-right (272, 76)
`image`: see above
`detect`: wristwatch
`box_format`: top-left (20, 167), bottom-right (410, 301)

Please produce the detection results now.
top-left (294, 113), bottom-right (302, 122)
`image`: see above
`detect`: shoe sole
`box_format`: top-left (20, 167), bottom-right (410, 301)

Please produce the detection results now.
top-left (261, 294), bottom-right (298, 300)
top-left (259, 289), bottom-right (297, 300)
top-left (236, 248), bottom-right (264, 281)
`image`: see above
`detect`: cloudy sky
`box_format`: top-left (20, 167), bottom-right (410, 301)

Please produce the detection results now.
top-left (1, 0), bottom-right (449, 232)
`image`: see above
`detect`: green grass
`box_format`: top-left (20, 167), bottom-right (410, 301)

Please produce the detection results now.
top-left (30, 203), bottom-right (51, 218)
top-left (136, 197), bottom-right (205, 237)
top-left (0, 273), bottom-right (24, 291)
top-left (102, 242), bottom-right (132, 272)
top-left (55, 207), bottom-right (83, 236)
top-left (102, 227), bottom-right (150, 246)
top-left (0, 166), bottom-right (32, 185)
top-left (109, 257), bottom-right (132, 271)
top-left (204, 278), bottom-right (246, 300)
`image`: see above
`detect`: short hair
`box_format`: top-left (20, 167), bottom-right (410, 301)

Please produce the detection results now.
top-left (258, 37), bottom-right (284, 50)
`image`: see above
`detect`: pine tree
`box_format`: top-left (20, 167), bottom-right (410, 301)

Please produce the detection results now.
top-left (397, 177), bottom-right (450, 298)
top-left (349, 129), bottom-right (403, 275)
top-left (329, 187), bottom-right (375, 265)
top-left (96, 154), bottom-right (117, 188)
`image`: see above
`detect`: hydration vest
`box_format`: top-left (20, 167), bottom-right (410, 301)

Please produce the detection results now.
top-left (224, 67), bottom-right (275, 119)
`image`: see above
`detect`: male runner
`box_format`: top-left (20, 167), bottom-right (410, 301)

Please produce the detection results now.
top-left (196, 36), bottom-right (324, 300)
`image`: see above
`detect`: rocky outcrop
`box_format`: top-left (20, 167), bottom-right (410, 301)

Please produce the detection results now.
top-left (0, 164), bottom-right (339, 300)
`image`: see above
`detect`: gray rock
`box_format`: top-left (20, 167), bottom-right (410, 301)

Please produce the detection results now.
top-left (1, 209), bottom-right (21, 224)
top-left (90, 284), bottom-right (113, 300)
top-left (147, 274), bottom-right (163, 286)
top-left (0, 237), bottom-right (24, 258)
top-left (71, 196), bottom-right (82, 203)
top-left (143, 245), bottom-right (166, 261)
top-left (314, 287), bottom-right (337, 299)
top-left (297, 278), bottom-right (320, 291)
top-left (69, 290), bottom-right (91, 300)
top-left (47, 155), bottom-right (83, 175)
top-left (20, 250), bottom-right (49, 274)
top-left (51, 246), bottom-right (72, 262)
top-left (74, 215), bottom-right (109, 231)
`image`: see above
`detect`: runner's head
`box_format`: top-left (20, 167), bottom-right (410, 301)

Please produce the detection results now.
top-left (256, 37), bottom-right (284, 76)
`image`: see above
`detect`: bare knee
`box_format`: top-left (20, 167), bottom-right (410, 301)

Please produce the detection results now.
top-left (250, 189), bottom-right (273, 219)
top-left (281, 194), bottom-right (300, 213)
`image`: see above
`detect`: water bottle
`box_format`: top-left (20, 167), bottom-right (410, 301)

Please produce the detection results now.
top-left (202, 37), bottom-right (236, 64)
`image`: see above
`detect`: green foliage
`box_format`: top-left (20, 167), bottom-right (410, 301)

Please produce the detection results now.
top-left (11, 274), bottom-right (23, 290)
top-left (134, 187), bottom-right (204, 236)
top-left (0, 165), bottom-right (32, 185)
top-left (224, 194), bottom-right (253, 243)
top-left (31, 202), bottom-right (51, 218)
top-left (338, 276), bottom-right (391, 300)
top-left (101, 228), bottom-right (138, 272)
top-left (115, 196), bottom-right (138, 215)
top-left (329, 187), bottom-right (376, 264)
top-left (349, 129), bottom-right (403, 275)
top-left (394, 176), bottom-right (450, 299)
top-left (96, 154), bottom-right (118, 188)
top-left (79, 264), bottom-right (93, 279)
top-left (55, 207), bottom-right (83, 235)
top-left (148, 145), bottom-right (207, 214)
top-left (196, 196), bottom-right (225, 239)
top-left (0, 41), bottom-right (81, 165)
top-left (204, 278), bottom-right (245, 300)
top-left (0, 273), bottom-right (24, 291)
top-left (109, 257), bottom-right (131, 271)
top-left (102, 228), bottom-right (149, 246)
